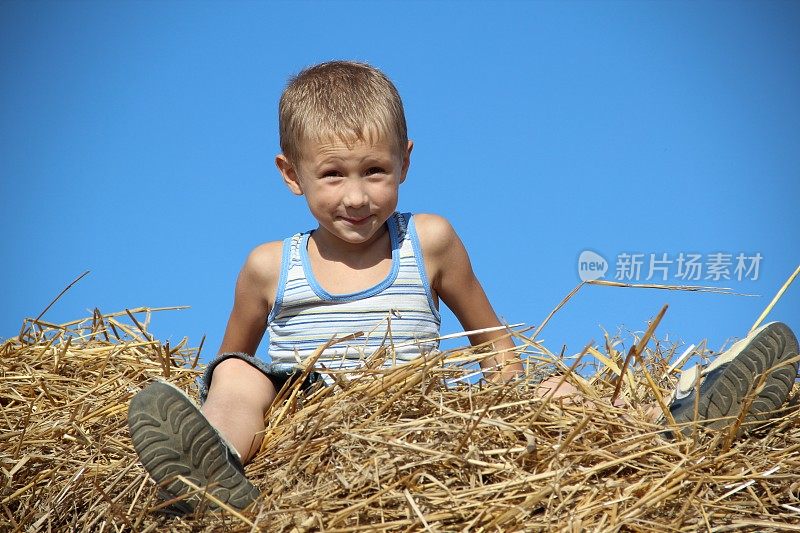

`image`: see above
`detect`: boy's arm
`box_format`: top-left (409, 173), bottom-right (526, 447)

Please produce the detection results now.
top-left (414, 214), bottom-right (523, 382)
top-left (217, 241), bottom-right (283, 355)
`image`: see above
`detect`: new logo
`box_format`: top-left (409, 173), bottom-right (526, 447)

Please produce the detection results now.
top-left (578, 250), bottom-right (608, 281)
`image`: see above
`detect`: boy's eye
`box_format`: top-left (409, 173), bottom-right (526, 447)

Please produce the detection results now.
top-left (366, 167), bottom-right (386, 175)
top-left (321, 170), bottom-right (342, 178)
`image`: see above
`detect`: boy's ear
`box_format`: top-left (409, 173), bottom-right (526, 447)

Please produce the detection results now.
top-left (276, 154), bottom-right (304, 196)
top-left (399, 140), bottom-right (413, 184)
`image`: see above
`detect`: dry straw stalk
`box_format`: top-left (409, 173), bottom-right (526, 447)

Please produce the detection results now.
top-left (2, 284), bottom-right (799, 531)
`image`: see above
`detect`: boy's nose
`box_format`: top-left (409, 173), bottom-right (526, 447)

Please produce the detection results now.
top-left (342, 181), bottom-right (368, 208)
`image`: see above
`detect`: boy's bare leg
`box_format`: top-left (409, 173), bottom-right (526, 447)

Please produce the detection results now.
top-left (535, 375), bottom-right (630, 408)
top-left (660, 322), bottom-right (798, 437)
top-left (201, 358), bottom-right (278, 464)
top-left (128, 358), bottom-right (272, 510)
top-left (547, 323), bottom-right (798, 432)
top-left (534, 375), bottom-right (581, 400)
top-left (534, 323), bottom-right (798, 434)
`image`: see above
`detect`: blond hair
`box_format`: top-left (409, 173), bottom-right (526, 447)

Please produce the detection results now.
top-left (279, 61), bottom-right (407, 164)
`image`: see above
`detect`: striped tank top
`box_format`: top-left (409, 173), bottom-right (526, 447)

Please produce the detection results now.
top-left (267, 212), bottom-right (441, 374)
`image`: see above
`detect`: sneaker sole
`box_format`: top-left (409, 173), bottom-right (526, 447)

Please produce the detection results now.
top-left (128, 381), bottom-right (260, 510)
top-left (670, 322), bottom-right (798, 437)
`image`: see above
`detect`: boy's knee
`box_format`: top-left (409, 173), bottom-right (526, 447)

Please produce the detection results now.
top-left (206, 358), bottom-right (277, 411)
top-left (536, 375), bottom-right (579, 399)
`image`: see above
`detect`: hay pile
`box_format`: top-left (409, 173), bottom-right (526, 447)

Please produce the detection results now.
top-left (2, 308), bottom-right (799, 532)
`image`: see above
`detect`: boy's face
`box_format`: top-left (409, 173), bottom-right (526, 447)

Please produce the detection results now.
top-left (276, 134), bottom-right (412, 248)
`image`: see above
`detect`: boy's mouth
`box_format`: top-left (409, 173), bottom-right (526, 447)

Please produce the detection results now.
top-left (341, 215), bottom-right (372, 226)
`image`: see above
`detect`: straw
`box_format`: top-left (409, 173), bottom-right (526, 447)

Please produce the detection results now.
top-left (1, 304), bottom-right (798, 531)
top-left (750, 264), bottom-right (800, 333)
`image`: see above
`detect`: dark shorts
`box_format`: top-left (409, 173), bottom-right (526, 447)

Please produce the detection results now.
top-left (525, 363), bottom-right (562, 387)
top-left (198, 352), bottom-right (325, 404)
top-left (198, 353), bottom-right (561, 403)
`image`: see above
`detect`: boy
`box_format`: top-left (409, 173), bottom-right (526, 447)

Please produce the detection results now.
top-left (128, 61), bottom-right (799, 512)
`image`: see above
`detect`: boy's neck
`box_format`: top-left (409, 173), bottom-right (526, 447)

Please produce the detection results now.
top-left (309, 222), bottom-right (390, 268)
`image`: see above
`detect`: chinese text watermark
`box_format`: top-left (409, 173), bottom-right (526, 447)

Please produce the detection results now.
top-left (578, 251), bottom-right (762, 282)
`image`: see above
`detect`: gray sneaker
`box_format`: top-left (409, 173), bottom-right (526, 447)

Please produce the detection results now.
top-left (128, 380), bottom-right (260, 511)
top-left (665, 322), bottom-right (798, 437)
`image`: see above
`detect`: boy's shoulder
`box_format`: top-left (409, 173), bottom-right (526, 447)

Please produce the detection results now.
top-left (412, 213), bottom-right (464, 278)
top-left (240, 240), bottom-right (284, 285)
top-left (412, 213), bottom-right (459, 253)
top-left (411, 213), bottom-right (476, 293)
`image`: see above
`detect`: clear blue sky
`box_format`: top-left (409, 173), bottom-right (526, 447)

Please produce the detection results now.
top-left (2, 1), bottom-right (798, 366)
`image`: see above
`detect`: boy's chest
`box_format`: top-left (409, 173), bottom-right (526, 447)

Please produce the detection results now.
top-left (309, 255), bottom-right (392, 294)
